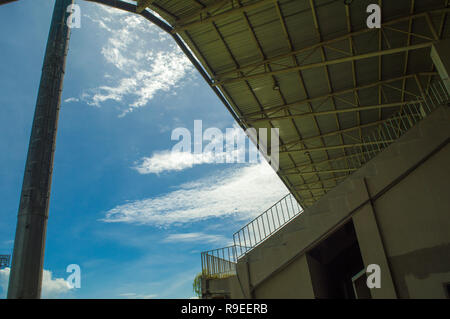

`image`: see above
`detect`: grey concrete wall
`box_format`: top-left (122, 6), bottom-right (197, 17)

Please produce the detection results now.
top-left (206, 106), bottom-right (450, 299)
top-left (353, 106), bottom-right (450, 298)
top-left (253, 255), bottom-right (315, 298)
top-left (369, 142), bottom-right (450, 298)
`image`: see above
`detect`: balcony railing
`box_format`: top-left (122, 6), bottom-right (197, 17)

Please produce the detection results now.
top-left (233, 193), bottom-right (303, 258)
top-left (201, 246), bottom-right (237, 278)
top-left (201, 194), bottom-right (303, 279)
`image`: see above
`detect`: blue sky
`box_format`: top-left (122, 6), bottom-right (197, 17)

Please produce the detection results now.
top-left (0, 0), bottom-right (288, 298)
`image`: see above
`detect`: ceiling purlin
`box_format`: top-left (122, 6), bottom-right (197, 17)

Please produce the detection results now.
top-left (239, 4), bottom-right (317, 201)
top-left (209, 13), bottom-right (311, 202)
top-left (179, 27), bottom-right (258, 155)
top-left (292, 175), bottom-right (348, 189)
top-left (172, 0), bottom-right (273, 33)
top-left (282, 168), bottom-right (358, 176)
top-left (249, 84), bottom-right (426, 157)
top-left (175, 0), bottom-right (234, 26)
top-left (209, 9), bottom-right (448, 86)
top-left (272, 0), bottom-right (338, 199)
top-left (309, 0), bottom-right (351, 187)
top-left (280, 139), bottom-right (394, 156)
top-left (284, 149), bottom-right (380, 175)
top-left (246, 100), bottom-right (423, 124)
top-left (212, 41), bottom-right (434, 86)
top-left (242, 73), bottom-right (429, 118)
top-left (282, 119), bottom-right (386, 151)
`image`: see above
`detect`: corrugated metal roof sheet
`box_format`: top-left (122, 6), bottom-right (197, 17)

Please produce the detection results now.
top-left (134, 0), bottom-right (450, 207)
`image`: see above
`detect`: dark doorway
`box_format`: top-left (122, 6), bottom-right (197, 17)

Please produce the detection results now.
top-left (306, 221), bottom-right (371, 299)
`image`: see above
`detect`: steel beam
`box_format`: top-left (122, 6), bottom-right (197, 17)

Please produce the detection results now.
top-left (174, 0), bottom-right (230, 25)
top-left (243, 73), bottom-right (431, 119)
top-left (281, 120), bottom-right (386, 150)
top-left (172, 0), bottom-right (273, 33)
top-left (295, 186), bottom-right (335, 192)
top-left (247, 100), bottom-right (423, 124)
top-left (284, 154), bottom-right (366, 176)
top-left (280, 140), bottom-right (393, 155)
top-left (282, 168), bottom-right (357, 176)
top-left (213, 42), bottom-right (434, 86)
top-left (292, 176), bottom-right (348, 188)
top-left (7, 0), bottom-right (73, 299)
top-left (213, 9), bottom-right (449, 81)
top-left (136, 0), bottom-right (154, 13)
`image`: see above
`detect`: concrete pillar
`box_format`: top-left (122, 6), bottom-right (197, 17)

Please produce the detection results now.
top-left (431, 40), bottom-right (450, 95)
top-left (235, 259), bottom-right (253, 298)
top-left (7, 0), bottom-right (73, 299)
top-left (353, 204), bottom-right (397, 299)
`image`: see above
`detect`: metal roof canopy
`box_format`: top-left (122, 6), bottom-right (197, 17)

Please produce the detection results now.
top-left (90, 0), bottom-right (449, 208)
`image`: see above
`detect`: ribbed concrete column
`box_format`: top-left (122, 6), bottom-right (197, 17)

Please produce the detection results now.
top-left (7, 0), bottom-right (73, 299)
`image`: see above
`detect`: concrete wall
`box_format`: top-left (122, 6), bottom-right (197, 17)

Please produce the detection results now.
top-left (353, 106), bottom-right (450, 298)
top-left (366, 142), bottom-right (450, 298)
top-left (205, 106), bottom-right (450, 299)
top-left (253, 255), bottom-right (315, 298)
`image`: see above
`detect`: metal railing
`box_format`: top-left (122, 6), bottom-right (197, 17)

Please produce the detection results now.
top-left (200, 79), bottom-right (449, 279)
top-left (201, 246), bottom-right (237, 278)
top-left (233, 193), bottom-right (303, 258)
top-left (352, 79), bottom-right (449, 166)
top-left (201, 193), bottom-right (303, 278)
top-left (302, 79), bottom-right (449, 175)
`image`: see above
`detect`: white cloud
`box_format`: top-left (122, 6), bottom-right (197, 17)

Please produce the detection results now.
top-left (41, 269), bottom-right (73, 299)
top-left (101, 161), bottom-right (289, 226)
top-left (80, 5), bottom-right (194, 116)
top-left (133, 125), bottom-right (254, 174)
top-left (163, 233), bottom-right (228, 244)
top-left (64, 97), bottom-right (79, 103)
top-left (0, 268), bottom-right (73, 299)
top-left (133, 150), bottom-right (222, 174)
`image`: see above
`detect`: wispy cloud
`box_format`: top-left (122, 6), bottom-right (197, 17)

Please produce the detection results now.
top-left (64, 97), bottom-right (79, 103)
top-left (163, 232), bottom-right (228, 244)
top-left (133, 125), bottom-right (254, 174)
top-left (0, 268), bottom-right (73, 299)
top-left (80, 5), bottom-right (195, 116)
top-left (133, 150), bottom-right (229, 174)
top-left (101, 161), bottom-right (288, 226)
